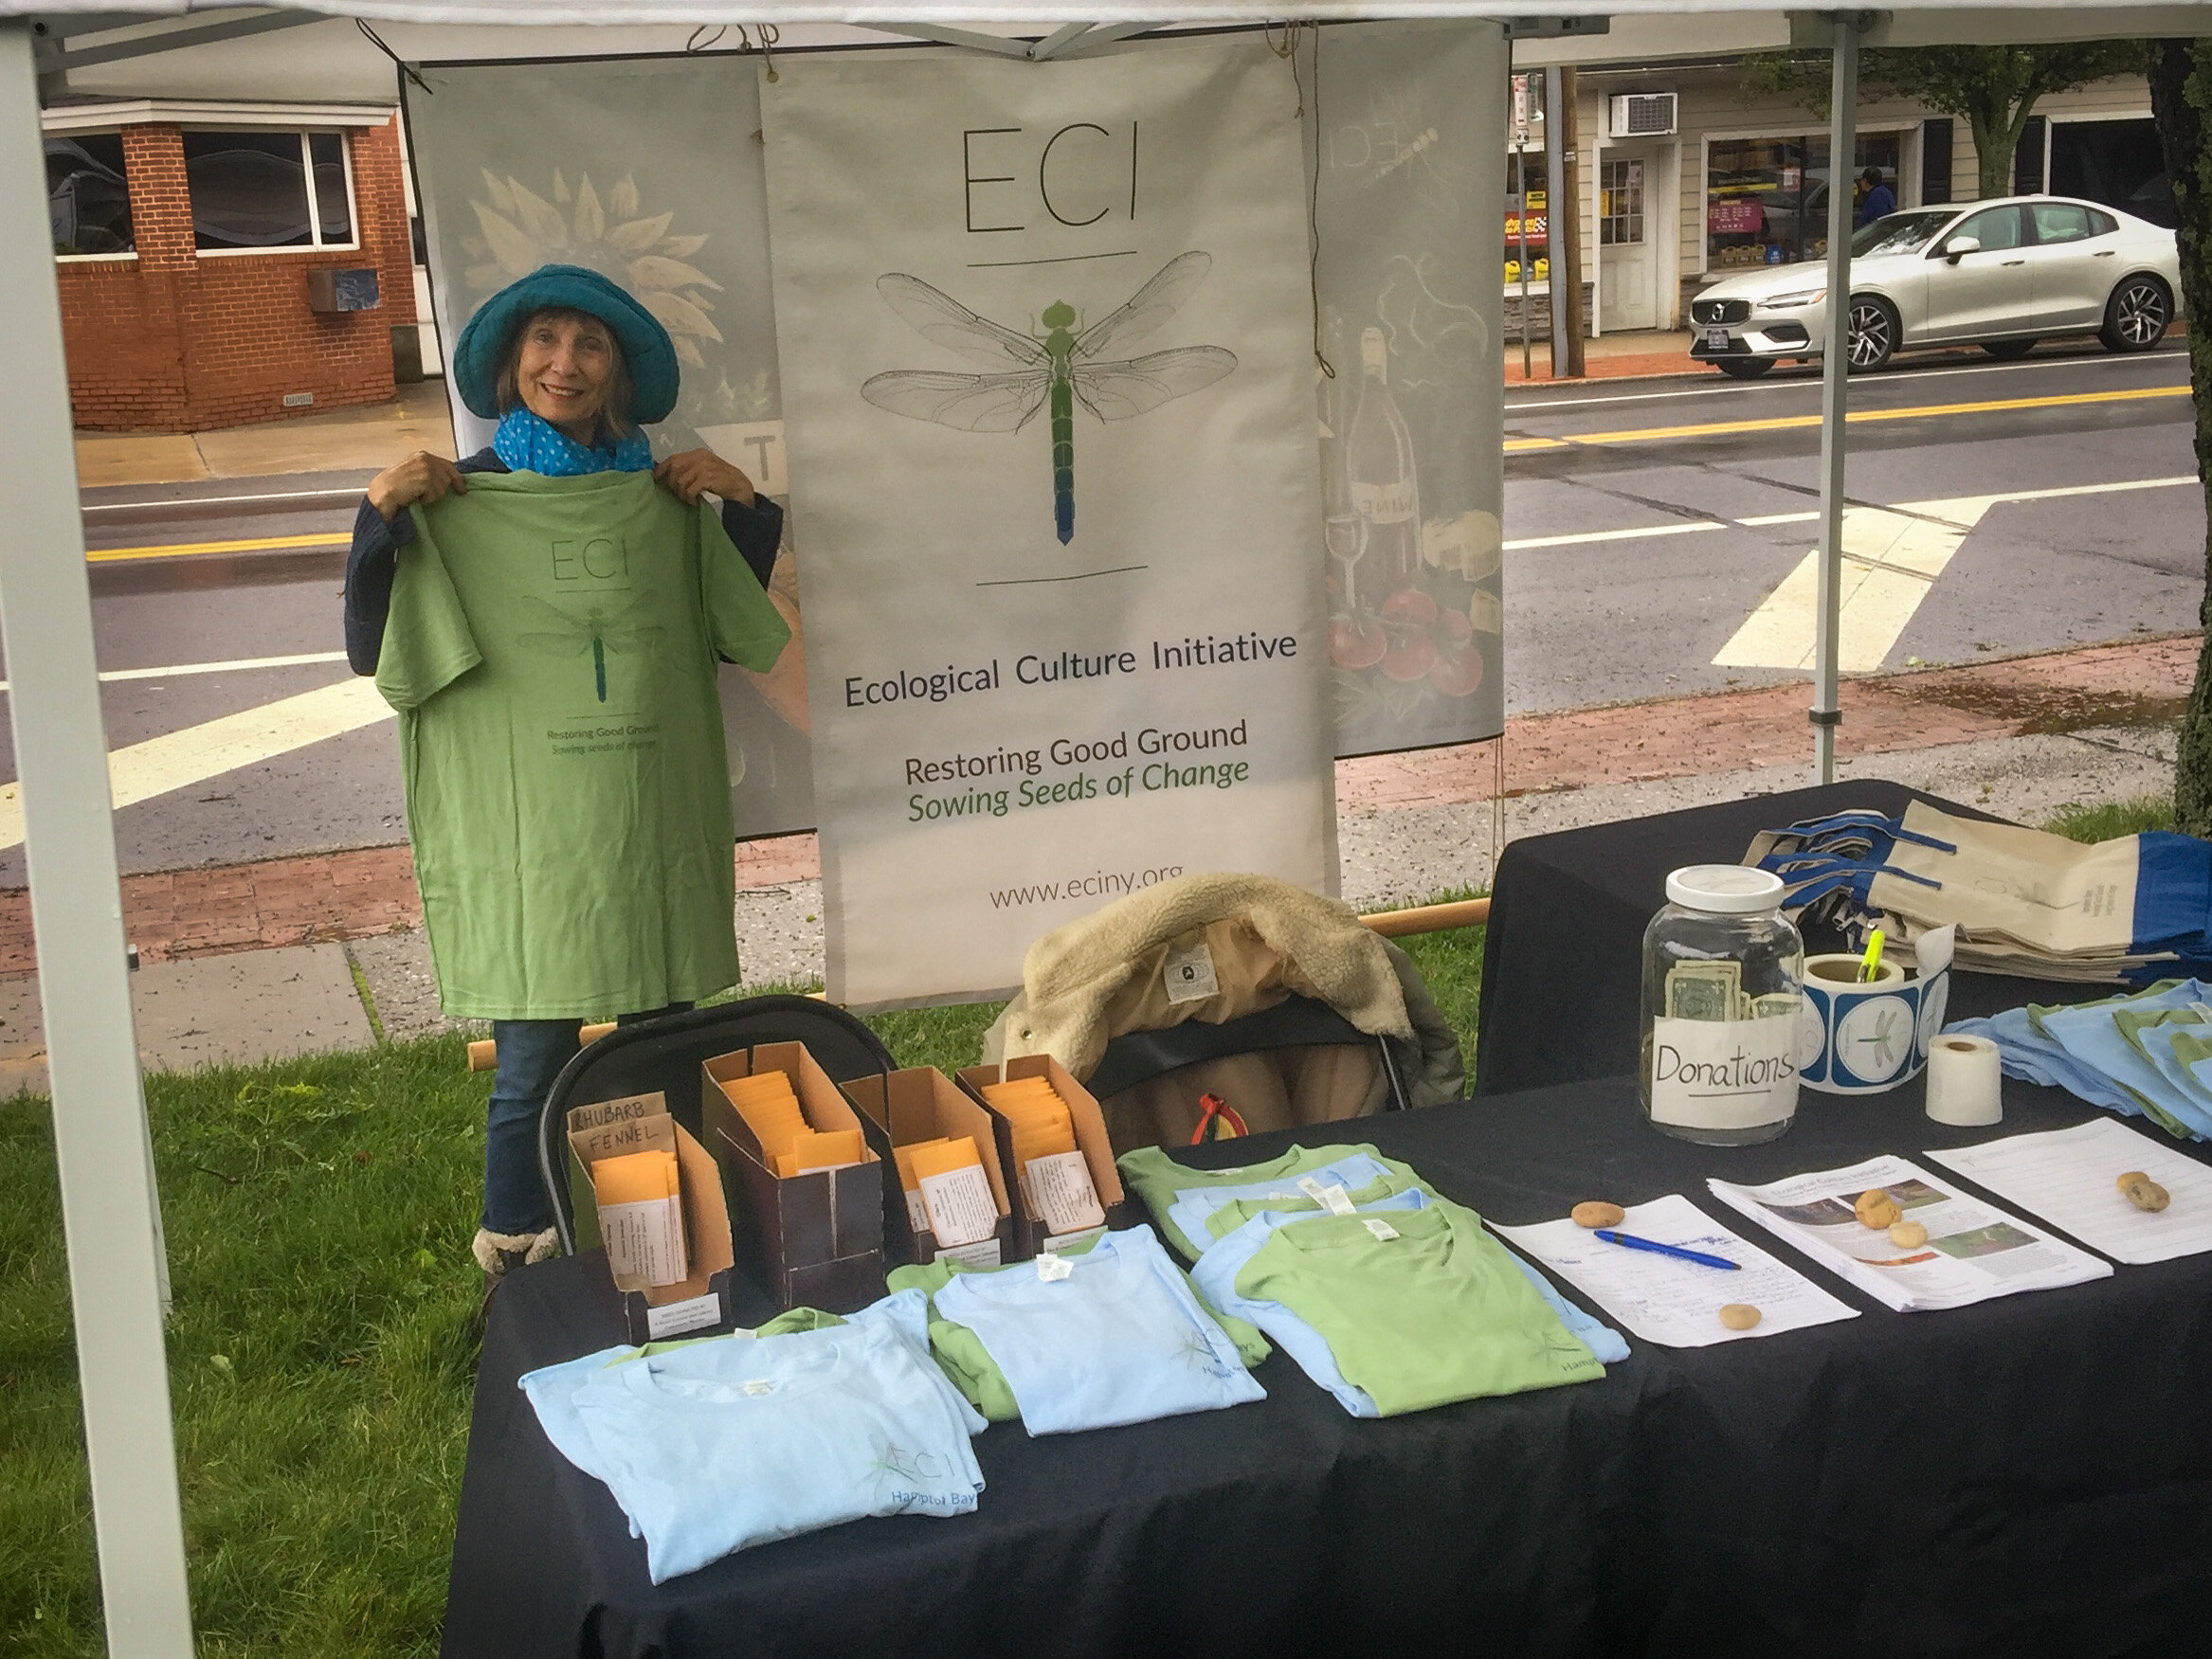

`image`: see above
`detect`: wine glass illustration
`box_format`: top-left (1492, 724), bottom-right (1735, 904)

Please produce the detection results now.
top-left (1325, 512), bottom-right (1368, 612)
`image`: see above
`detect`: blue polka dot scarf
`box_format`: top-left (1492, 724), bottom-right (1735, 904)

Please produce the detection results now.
top-left (492, 406), bottom-right (653, 478)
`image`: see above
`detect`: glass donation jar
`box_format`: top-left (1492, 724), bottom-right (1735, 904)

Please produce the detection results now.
top-left (1639, 865), bottom-right (1804, 1145)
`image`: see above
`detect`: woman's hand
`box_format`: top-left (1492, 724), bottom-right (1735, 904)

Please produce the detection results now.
top-left (366, 452), bottom-right (467, 522)
top-left (655, 449), bottom-right (756, 508)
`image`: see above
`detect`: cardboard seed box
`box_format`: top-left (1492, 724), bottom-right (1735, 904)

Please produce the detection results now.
top-left (701, 1040), bottom-right (885, 1313)
top-left (955, 1055), bottom-right (1130, 1261)
top-left (844, 1066), bottom-right (1014, 1270)
top-left (564, 1091), bottom-right (738, 1343)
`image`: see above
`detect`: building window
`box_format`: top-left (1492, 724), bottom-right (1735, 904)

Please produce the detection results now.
top-left (2051, 117), bottom-right (2171, 226)
top-left (1505, 154), bottom-right (1550, 287)
top-left (183, 129), bottom-right (355, 253)
top-left (48, 133), bottom-right (133, 257)
top-left (2013, 116), bottom-right (2048, 195)
top-left (1921, 118), bottom-right (1954, 207)
top-left (1600, 157), bottom-right (1645, 245)
top-left (1706, 132), bottom-right (1902, 273)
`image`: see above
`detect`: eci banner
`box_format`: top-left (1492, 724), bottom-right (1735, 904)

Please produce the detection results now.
top-left (760, 39), bottom-right (1335, 1006)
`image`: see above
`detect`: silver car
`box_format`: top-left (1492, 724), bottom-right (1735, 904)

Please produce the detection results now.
top-left (1688, 194), bottom-right (2179, 378)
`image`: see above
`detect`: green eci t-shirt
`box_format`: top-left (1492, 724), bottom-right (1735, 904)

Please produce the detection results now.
top-left (375, 471), bottom-right (790, 1019)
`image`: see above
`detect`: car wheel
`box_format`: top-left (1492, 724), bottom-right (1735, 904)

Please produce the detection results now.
top-left (1715, 358), bottom-right (1775, 380)
top-left (2100, 276), bottom-right (2171, 352)
top-left (1845, 297), bottom-right (1897, 372)
top-left (1982, 338), bottom-right (2037, 360)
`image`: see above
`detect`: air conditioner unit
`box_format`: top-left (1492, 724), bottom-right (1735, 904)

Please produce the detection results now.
top-left (1609, 93), bottom-right (1677, 138)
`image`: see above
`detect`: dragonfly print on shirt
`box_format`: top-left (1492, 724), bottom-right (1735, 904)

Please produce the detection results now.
top-left (861, 251), bottom-right (1238, 545)
top-left (514, 592), bottom-right (665, 704)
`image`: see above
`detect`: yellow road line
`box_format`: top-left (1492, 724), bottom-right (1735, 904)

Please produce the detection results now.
top-left (85, 532), bottom-right (351, 564)
top-left (1504, 383), bottom-right (2191, 453)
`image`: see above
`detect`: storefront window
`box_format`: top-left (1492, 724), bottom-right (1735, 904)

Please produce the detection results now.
top-left (1504, 153), bottom-right (1550, 288)
top-left (183, 129), bottom-right (356, 252)
top-left (1600, 157), bottom-right (1645, 245)
top-left (2050, 117), bottom-right (2170, 226)
top-left (1706, 133), bottom-right (1902, 272)
top-left (48, 133), bottom-right (133, 257)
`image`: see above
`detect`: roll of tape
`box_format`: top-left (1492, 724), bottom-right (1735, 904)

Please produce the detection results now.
top-left (1801, 954), bottom-right (1936, 1096)
top-left (1924, 1033), bottom-right (2003, 1127)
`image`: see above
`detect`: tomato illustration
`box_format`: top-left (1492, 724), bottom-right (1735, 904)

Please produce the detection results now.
top-left (1330, 611), bottom-right (1387, 669)
top-left (1428, 609), bottom-right (1485, 696)
top-left (1377, 586), bottom-right (1440, 682)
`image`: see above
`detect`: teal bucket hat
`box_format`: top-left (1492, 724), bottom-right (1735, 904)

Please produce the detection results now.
top-left (453, 263), bottom-right (680, 424)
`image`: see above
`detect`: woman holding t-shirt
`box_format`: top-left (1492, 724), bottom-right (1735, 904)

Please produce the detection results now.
top-left (346, 264), bottom-right (782, 1285)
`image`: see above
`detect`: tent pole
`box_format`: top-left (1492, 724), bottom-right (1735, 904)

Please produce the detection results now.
top-left (1811, 11), bottom-right (1858, 783)
top-left (0, 23), bottom-right (195, 1656)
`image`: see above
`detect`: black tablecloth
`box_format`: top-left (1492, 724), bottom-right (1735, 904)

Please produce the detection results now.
top-left (444, 1070), bottom-right (2212, 1658)
top-left (1476, 780), bottom-right (2086, 1095)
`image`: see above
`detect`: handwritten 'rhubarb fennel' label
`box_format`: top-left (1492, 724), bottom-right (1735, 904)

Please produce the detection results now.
top-left (1649, 1015), bottom-right (1800, 1130)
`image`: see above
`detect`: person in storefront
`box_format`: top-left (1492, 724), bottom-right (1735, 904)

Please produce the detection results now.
top-left (344, 264), bottom-right (786, 1283)
top-left (1857, 166), bottom-right (1895, 227)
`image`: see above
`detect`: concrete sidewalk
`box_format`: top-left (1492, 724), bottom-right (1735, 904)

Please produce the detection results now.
top-left (0, 631), bottom-right (2192, 1093)
top-left (1502, 328), bottom-right (1701, 384)
top-left (69, 333), bottom-right (1715, 493)
top-left (74, 380), bottom-right (458, 490)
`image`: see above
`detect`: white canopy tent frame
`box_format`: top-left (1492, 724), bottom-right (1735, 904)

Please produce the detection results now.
top-left (3, 5), bottom-right (2206, 1650)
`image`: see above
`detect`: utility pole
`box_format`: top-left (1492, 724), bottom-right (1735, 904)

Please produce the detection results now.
top-left (1545, 64), bottom-right (1586, 378)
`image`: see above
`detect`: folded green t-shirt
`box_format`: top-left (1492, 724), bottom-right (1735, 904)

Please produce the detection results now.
top-left (1203, 1166), bottom-right (1428, 1242)
top-left (1236, 1199), bottom-right (1604, 1416)
top-left (1116, 1142), bottom-right (1429, 1260)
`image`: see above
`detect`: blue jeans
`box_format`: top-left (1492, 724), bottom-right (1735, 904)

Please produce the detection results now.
top-left (481, 1004), bottom-right (692, 1235)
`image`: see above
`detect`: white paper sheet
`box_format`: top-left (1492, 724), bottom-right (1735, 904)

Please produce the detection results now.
top-left (1493, 1194), bottom-right (1858, 1348)
top-left (1708, 1154), bottom-right (2112, 1311)
top-left (1924, 1118), bottom-right (2212, 1266)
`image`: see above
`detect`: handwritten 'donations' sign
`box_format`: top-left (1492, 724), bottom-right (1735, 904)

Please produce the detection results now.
top-left (761, 39), bottom-right (1334, 1006)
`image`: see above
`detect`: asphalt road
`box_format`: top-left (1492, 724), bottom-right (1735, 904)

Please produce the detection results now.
top-left (5, 340), bottom-right (2203, 880)
top-left (1504, 340), bottom-right (2203, 712)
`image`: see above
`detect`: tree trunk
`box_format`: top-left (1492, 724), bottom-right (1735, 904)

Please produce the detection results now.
top-left (1972, 101), bottom-right (2035, 199)
top-left (2149, 41), bottom-right (2212, 836)
top-left (1970, 104), bottom-right (2028, 198)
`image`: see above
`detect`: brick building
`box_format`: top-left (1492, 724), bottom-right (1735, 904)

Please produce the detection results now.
top-left (45, 99), bottom-right (417, 432)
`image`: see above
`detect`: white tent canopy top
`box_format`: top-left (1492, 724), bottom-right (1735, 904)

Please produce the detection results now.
top-left (11, 0), bottom-right (2212, 27)
top-left (5, 5), bottom-right (2210, 1657)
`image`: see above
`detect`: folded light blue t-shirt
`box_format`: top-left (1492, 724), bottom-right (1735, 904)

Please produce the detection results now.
top-left (2027, 980), bottom-right (2212, 1138)
top-left (521, 1289), bottom-right (986, 1582)
top-left (932, 1224), bottom-right (1264, 1434)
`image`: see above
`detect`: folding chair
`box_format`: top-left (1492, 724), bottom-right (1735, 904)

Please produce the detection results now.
top-left (535, 995), bottom-right (895, 1253)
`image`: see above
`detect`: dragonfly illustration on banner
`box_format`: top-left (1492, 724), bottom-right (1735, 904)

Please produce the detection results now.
top-left (861, 251), bottom-right (1237, 544)
top-left (516, 593), bottom-right (664, 704)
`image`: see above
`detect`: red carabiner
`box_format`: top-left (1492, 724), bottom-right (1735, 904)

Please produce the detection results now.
top-left (1189, 1092), bottom-right (1250, 1145)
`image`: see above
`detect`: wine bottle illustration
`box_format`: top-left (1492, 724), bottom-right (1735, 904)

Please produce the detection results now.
top-left (1345, 326), bottom-right (1422, 586)
top-left (1318, 310), bottom-right (1365, 612)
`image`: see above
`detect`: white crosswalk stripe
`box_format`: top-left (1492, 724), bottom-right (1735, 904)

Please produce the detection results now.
top-left (1713, 477), bottom-right (2197, 672)
top-left (0, 677), bottom-right (393, 852)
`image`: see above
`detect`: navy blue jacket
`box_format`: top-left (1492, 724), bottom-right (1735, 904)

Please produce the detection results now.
top-left (342, 447), bottom-right (787, 675)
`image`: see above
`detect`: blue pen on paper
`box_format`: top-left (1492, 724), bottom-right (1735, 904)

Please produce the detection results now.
top-left (1593, 1230), bottom-right (1740, 1271)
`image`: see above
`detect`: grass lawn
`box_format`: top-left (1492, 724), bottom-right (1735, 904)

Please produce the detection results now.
top-left (1, 910), bottom-right (1486, 1655)
top-left (2043, 795), bottom-right (2174, 843)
